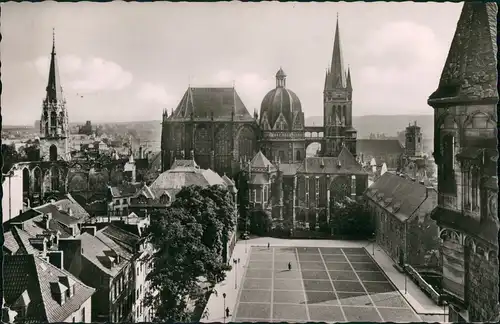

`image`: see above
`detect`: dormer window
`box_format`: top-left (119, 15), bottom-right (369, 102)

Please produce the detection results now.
top-left (59, 276), bottom-right (76, 299)
top-left (50, 282), bottom-right (68, 305)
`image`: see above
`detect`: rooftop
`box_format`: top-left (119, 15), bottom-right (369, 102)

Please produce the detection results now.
top-left (3, 254), bottom-right (95, 323)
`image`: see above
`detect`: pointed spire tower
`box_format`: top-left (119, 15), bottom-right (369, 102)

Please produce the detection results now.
top-left (322, 14), bottom-right (357, 158)
top-left (326, 14), bottom-right (347, 89)
top-left (40, 29), bottom-right (70, 162)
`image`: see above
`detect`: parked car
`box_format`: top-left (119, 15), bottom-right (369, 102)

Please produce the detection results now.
top-left (240, 231), bottom-right (249, 240)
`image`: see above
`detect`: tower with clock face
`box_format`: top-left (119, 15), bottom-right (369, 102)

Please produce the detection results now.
top-left (323, 17), bottom-right (357, 158)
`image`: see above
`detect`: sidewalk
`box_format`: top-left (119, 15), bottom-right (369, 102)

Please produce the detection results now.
top-left (366, 242), bottom-right (448, 317)
top-left (200, 237), bottom-right (447, 322)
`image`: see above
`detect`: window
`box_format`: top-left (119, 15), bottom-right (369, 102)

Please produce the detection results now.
top-left (72, 317), bottom-right (75, 323)
top-left (81, 307), bottom-right (85, 322)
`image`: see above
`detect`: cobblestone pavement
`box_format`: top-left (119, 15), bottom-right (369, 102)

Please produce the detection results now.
top-left (200, 237), bottom-right (448, 323)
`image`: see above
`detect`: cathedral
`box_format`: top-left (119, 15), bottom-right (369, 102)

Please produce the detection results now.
top-left (161, 17), bottom-right (369, 230)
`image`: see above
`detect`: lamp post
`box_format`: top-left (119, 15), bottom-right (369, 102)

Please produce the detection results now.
top-left (234, 259), bottom-right (238, 289)
top-left (223, 293), bottom-right (226, 324)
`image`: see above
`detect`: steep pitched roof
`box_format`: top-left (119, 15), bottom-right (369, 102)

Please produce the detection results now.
top-left (429, 2), bottom-right (498, 103)
top-left (325, 16), bottom-right (347, 90)
top-left (171, 87), bottom-right (254, 121)
top-left (365, 172), bottom-right (436, 221)
top-left (3, 254), bottom-right (95, 323)
top-left (250, 151), bottom-right (276, 171)
top-left (357, 139), bottom-right (405, 157)
top-left (45, 32), bottom-right (64, 104)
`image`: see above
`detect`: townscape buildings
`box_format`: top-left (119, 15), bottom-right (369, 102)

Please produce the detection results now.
top-left (2, 2), bottom-right (498, 323)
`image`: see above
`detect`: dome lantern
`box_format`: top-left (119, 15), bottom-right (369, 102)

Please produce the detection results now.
top-left (276, 67), bottom-right (287, 88)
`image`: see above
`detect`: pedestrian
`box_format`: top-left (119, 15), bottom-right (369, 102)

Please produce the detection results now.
top-left (225, 307), bottom-right (230, 318)
top-left (267, 242), bottom-right (270, 249)
top-left (288, 262), bottom-right (292, 271)
top-left (213, 289), bottom-right (218, 297)
top-left (238, 258), bottom-right (240, 264)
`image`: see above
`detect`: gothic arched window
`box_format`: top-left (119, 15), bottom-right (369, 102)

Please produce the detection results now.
top-left (51, 167), bottom-right (60, 192)
top-left (237, 127), bottom-right (255, 162)
top-left (22, 168), bottom-right (30, 194)
top-left (33, 168), bottom-right (42, 192)
top-left (49, 145), bottom-right (58, 162)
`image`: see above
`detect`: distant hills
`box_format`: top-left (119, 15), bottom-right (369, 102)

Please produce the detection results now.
top-left (5, 114), bottom-right (434, 143)
top-left (305, 115), bottom-right (434, 139)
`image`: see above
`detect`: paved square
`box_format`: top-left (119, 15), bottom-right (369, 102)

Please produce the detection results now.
top-left (233, 246), bottom-right (422, 322)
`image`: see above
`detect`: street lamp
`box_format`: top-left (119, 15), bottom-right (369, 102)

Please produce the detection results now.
top-left (233, 259), bottom-right (238, 289)
top-left (223, 293), bottom-right (226, 324)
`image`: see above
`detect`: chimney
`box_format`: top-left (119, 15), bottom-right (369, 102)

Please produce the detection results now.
top-left (81, 226), bottom-right (97, 236)
top-left (48, 251), bottom-right (64, 270)
top-left (43, 212), bottom-right (52, 230)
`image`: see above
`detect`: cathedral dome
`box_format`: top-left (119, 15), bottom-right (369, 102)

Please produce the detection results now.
top-left (260, 68), bottom-right (303, 130)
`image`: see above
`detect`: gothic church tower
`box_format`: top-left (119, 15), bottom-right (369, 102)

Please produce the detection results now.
top-left (323, 16), bottom-right (357, 157)
top-left (39, 30), bottom-right (70, 162)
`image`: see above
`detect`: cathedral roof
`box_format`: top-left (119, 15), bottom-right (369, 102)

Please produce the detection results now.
top-left (429, 2), bottom-right (498, 104)
top-left (260, 68), bottom-right (302, 130)
top-left (171, 87), bottom-right (254, 121)
top-left (45, 30), bottom-right (64, 104)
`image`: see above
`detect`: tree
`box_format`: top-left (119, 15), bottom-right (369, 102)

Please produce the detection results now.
top-left (1, 144), bottom-right (19, 173)
top-left (144, 185), bottom-right (235, 322)
top-left (249, 209), bottom-right (272, 236)
top-left (330, 197), bottom-right (373, 238)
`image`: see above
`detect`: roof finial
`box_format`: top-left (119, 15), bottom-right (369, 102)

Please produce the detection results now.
top-left (232, 80), bottom-right (235, 89)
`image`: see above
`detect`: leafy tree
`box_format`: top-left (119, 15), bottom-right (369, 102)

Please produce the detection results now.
top-left (235, 171), bottom-right (250, 231)
top-left (1, 144), bottom-right (19, 173)
top-left (145, 185), bottom-right (235, 322)
top-left (330, 197), bottom-right (374, 238)
top-left (249, 209), bottom-right (272, 236)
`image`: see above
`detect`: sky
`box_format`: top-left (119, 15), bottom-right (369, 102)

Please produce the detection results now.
top-left (2, 2), bottom-right (463, 126)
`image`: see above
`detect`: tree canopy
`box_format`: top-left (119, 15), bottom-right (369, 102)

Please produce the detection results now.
top-left (330, 197), bottom-right (374, 238)
top-left (144, 185), bottom-right (236, 322)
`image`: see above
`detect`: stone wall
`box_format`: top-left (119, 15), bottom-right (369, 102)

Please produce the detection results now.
top-left (406, 190), bottom-right (440, 268)
top-left (466, 246), bottom-right (499, 321)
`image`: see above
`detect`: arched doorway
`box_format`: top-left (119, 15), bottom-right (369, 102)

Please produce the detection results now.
top-left (49, 145), bottom-right (58, 162)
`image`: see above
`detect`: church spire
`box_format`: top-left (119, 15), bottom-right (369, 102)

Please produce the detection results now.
top-left (328, 14), bottom-right (346, 89)
top-left (45, 28), bottom-right (64, 103)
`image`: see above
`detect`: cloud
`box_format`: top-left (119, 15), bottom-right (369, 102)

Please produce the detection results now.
top-left (136, 82), bottom-right (176, 105)
top-left (354, 21), bottom-right (448, 114)
top-left (209, 70), bottom-right (273, 110)
top-left (31, 55), bottom-right (133, 93)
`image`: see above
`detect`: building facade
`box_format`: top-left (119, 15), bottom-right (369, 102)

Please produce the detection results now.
top-left (366, 173), bottom-right (439, 268)
top-left (428, 2), bottom-right (498, 322)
